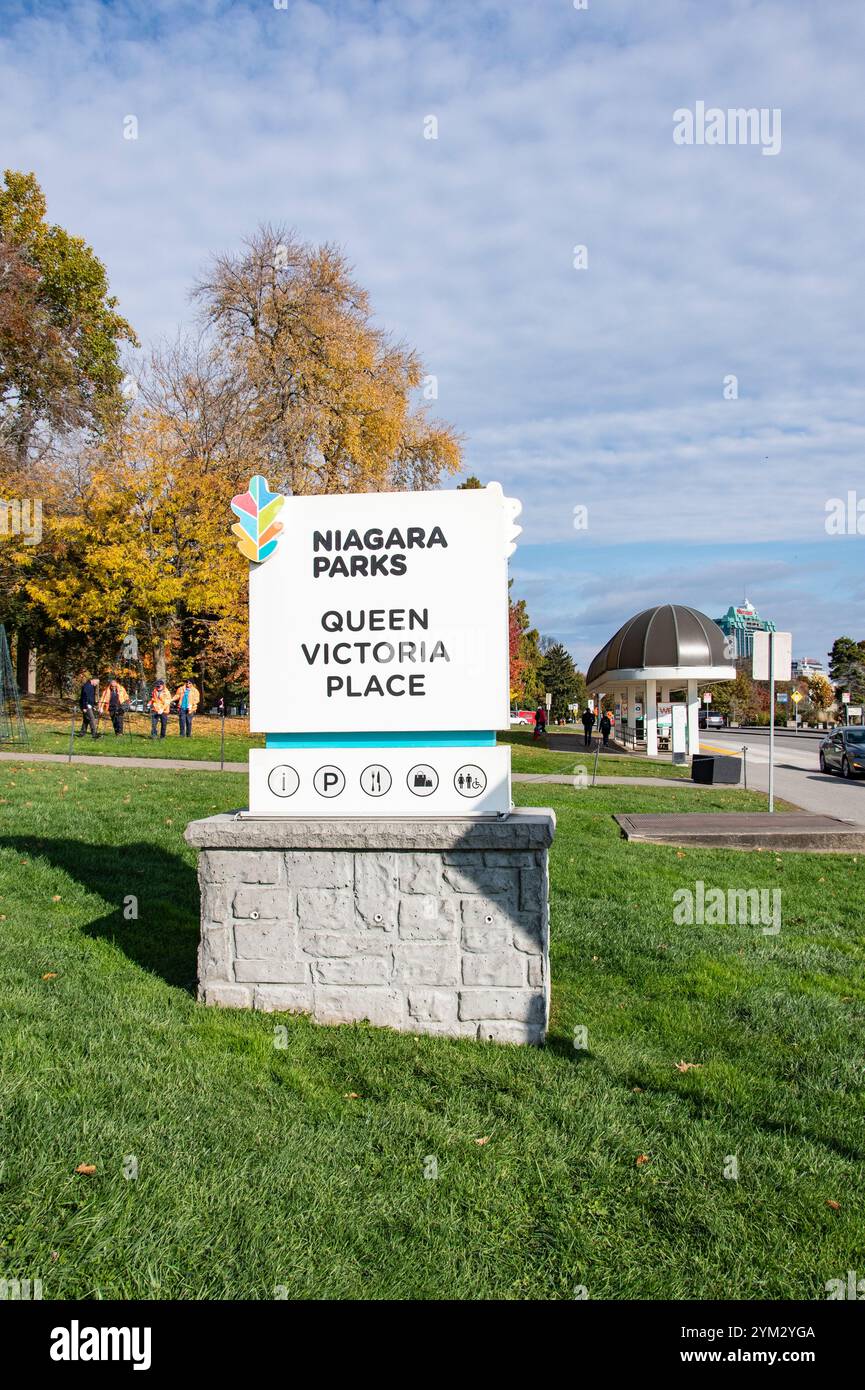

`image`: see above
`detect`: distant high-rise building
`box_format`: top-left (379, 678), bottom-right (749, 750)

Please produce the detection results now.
top-left (792, 657), bottom-right (825, 678)
top-left (714, 599), bottom-right (776, 660)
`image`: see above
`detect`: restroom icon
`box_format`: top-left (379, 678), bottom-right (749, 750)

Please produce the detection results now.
top-left (454, 765), bottom-right (486, 798)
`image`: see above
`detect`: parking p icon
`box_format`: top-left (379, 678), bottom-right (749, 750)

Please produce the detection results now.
top-left (313, 765), bottom-right (346, 798)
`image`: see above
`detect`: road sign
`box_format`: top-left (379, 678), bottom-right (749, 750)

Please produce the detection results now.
top-left (751, 631), bottom-right (792, 814)
top-left (703, 691), bottom-right (712, 704)
top-left (671, 704), bottom-right (688, 763)
top-left (777, 692), bottom-right (788, 703)
top-left (545, 691), bottom-right (553, 710)
top-left (842, 691), bottom-right (851, 704)
top-left (752, 631), bottom-right (792, 682)
top-left (791, 690), bottom-right (803, 704)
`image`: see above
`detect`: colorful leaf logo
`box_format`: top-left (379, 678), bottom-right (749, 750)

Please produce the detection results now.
top-left (230, 476), bottom-right (286, 563)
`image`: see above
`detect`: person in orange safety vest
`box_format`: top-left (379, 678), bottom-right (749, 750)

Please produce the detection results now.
top-left (98, 678), bottom-right (130, 736)
top-left (148, 679), bottom-right (172, 739)
top-left (173, 680), bottom-right (201, 738)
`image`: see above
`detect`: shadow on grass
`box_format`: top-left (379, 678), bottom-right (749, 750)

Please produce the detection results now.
top-left (0, 834), bottom-right (199, 993)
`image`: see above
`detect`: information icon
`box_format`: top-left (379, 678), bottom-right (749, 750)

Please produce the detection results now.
top-left (267, 764), bottom-right (300, 798)
top-left (407, 764), bottom-right (438, 797)
top-left (361, 764), bottom-right (392, 797)
top-left (313, 765), bottom-right (346, 798)
top-left (454, 764), bottom-right (487, 798)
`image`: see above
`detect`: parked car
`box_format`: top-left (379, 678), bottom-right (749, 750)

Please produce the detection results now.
top-left (819, 727), bottom-right (865, 778)
top-left (698, 710), bottom-right (726, 730)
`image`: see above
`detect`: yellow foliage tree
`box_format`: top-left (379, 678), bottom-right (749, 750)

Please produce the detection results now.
top-left (23, 411), bottom-right (247, 691)
top-left (12, 225), bottom-right (463, 694)
top-left (807, 672), bottom-right (835, 719)
top-left (193, 226), bottom-right (462, 494)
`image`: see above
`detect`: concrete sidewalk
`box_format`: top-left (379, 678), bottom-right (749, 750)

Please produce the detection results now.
top-left (0, 749), bottom-right (248, 773)
top-left (617, 811), bottom-right (864, 852)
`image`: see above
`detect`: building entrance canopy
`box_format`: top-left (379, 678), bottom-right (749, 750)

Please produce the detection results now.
top-left (585, 605), bottom-right (735, 758)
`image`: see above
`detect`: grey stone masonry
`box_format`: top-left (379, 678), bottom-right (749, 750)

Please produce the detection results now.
top-left (185, 810), bottom-right (555, 1044)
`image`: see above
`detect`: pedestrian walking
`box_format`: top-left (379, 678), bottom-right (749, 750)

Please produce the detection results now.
top-left (148, 679), bottom-right (171, 739)
top-left (600, 710), bottom-right (612, 746)
top-left (77, 675), bottom-right (101, 739)
top-left (533, 703), bottom-right (547, 740)
top-left (581, 705), bottom-right (596, 747)
top-left (98, 678), bottom-right (130, 736)
top-left (173, 679), bottom-right (200, 738)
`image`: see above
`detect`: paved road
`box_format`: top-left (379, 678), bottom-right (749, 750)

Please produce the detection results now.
top-left (699, 728), bottom-right (865, 825)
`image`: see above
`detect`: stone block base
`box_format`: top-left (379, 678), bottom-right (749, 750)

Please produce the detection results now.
top-left (184, 810), bottom-right (555, 1044)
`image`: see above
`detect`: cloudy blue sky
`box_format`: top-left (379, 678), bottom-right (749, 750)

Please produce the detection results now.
top-left (2, 0), bottom-right (863, 670)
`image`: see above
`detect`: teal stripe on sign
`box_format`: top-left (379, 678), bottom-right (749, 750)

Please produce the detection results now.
top-left (266, 730), bottom-right (496, 749)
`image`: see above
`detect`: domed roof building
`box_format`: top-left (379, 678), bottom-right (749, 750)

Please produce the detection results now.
top-left (586, 604), bottom-right (735, 758)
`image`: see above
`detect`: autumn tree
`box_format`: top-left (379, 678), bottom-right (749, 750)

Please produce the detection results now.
top-left (12, 219), bottom-right (463, 694)
top-left (0, 169), bottom-right (136, 690)
top-left (23, 410), bottom-right (246, 695)
top-left (708, 666), bottom-right (760, 724)
top-left (192, 225), bottom-right (461, 496)
top-left (807, 672), bottom-right (836, 721)
top-left (0, 170), bottom-right (137, 467)
top-left (508, 593), bottom-right (543, 708)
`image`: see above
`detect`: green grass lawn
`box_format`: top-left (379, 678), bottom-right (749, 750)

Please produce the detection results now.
top-left (1, 764), bottom-right (862, 1299)
top-left (13, 713), bottom-right (262, 763)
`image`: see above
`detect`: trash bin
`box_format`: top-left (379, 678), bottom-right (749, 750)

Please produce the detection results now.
top-left (691, 754), bottom-right (742, 785)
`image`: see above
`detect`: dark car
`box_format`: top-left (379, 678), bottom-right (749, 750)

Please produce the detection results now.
top-left (698, 710), bottom-right (726, 730)
top-left (819, 727), bottom-right (865, 778)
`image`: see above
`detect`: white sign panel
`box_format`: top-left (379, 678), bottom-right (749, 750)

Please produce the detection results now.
top-left (752, 631), bottom-right (792, 682)
top-left (249, 485), bottom-right (517, 733)
top-left (671, 703), bottom-right (687, 754)
top-left (249, 746), bottom-right (511, 817)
